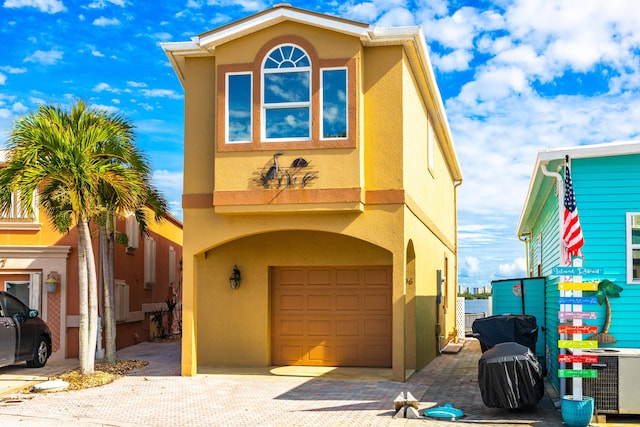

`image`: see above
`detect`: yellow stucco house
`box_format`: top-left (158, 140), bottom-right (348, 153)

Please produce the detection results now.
top-left (162, 4), bottom-right (462, 381)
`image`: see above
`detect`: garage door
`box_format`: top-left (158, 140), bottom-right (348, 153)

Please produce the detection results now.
top-left (271, 266), bottom-right (392, 367)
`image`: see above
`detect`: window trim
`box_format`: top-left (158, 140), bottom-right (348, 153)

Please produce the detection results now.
top-left (261, 44), bottom-right (312, 142)
top-left (225, 71), bottom-right (253, 144)
top-left (626, 212), bottom-right (640, 284)
top-left (216, 35), bottom-right (356, 152)
top-left (320, 66), bottom-right (349, 141)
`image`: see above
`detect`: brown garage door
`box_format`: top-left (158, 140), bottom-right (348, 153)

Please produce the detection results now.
top-left (271, 266), bottom-right (392, 367)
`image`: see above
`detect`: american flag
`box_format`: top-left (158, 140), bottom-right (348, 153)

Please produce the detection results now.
top-left (563, 161), bottom-right (584, 264)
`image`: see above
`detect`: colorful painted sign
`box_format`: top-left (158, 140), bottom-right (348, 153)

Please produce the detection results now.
top-left (558, 296), bottom-right (598, 305)
top-left (558, 354), bottom-right (599, 364)
top-left (558, 281), bottom-right (599, 291)
top-left (558, 340), bottom-right (598, 349)
top-left (552, 266), bottom-right (603, 276)
top-left (558, 325), bottom-right (598, 334)
top-left (558, 369), bottom-right (598, 378)
top-left (558, 312), bottom-right (598, 320)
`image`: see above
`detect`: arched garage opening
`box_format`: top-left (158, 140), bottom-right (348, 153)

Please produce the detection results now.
top-left (195, 230), bottom-right (393, 368)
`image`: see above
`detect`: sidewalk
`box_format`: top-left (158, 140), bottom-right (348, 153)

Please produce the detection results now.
top-left (0, 338), bottom-right (567, 426)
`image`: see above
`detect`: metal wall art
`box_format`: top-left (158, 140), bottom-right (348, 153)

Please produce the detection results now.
top-left (255, 152), bottom-right (318, 189)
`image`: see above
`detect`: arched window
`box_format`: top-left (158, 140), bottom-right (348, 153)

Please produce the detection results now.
top-left (261, 44), bottom-right (311, 141)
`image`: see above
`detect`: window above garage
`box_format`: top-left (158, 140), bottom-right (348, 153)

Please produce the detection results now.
top-left (218, 37), bottom-right (356, 152)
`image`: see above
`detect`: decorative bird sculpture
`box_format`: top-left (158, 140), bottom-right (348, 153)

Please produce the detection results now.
top-left (265, 152), bottom-right (283, 181)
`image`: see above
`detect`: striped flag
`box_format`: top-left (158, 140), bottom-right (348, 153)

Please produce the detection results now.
top-left (563, 161), bottom-right (584, 264)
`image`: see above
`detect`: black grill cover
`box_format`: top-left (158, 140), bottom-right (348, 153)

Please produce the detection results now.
top-left (478, 342), bottom-right (544, 409)
top-left (472, 314), bottom-right (538, 353)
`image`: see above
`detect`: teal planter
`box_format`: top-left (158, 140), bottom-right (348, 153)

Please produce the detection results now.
top-left (561, 395), bottom-right (594, 427)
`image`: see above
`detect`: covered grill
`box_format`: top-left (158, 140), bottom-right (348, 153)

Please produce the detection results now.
top-left (473, 314), bottom-right (544, 409)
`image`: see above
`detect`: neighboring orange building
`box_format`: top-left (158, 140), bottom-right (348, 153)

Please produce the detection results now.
top-left (164, 5), bottom-right (462, 382)
top-left (0, 149), bottom-right (183, 361)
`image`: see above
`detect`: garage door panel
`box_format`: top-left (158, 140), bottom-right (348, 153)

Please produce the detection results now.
top-left (335, 294), bottom-right (359, 311)
top-left (363, 294), bottom-right (390, 311)
top-left (272, 266), bottom-right (392, 367)
top-left (308, 320), bottom-right (331, 336)
top-left (274, 294), bottom-right (304, 311)
top-left (363, 318), bottom-right (391, 337)
top-left (336, 320), bottom-right (359, 336)
top-left (365, 268), bottom-right (390, 285)
top-left (336, 345), bottom-right (359, 362)
top-left (276, 319), bottom-right (304, 336)
top-left (279, 345), bottom-right (304, 361)
top-left (308, 295), bottom-right (332, 310)
top-left (308, 269), bottom-right (333, 285)
top-left (336, 268), bottom-right (360, 285)
top-left (279, 269), bottom-right (306, 285)
top-left (308, 345), bottom-right (332, 362)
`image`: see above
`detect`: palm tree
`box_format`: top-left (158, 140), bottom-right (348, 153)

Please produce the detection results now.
top-left (586, 279), bottom-right (624, 344)
top-left (0, 100), bottom-right (153, 374)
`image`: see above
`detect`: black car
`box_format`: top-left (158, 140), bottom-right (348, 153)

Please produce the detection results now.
top-left (0, 291), bottom-right (52, 368)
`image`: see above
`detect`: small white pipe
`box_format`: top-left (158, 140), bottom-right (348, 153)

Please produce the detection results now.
top-left (540, 161), bottom-right (567, 399)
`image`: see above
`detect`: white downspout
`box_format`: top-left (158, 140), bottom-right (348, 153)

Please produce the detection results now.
top-left (539, 160), bottom-right (567, 399)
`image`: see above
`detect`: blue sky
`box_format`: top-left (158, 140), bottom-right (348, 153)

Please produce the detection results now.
top-left (2, 0), bottom-right (640, 290)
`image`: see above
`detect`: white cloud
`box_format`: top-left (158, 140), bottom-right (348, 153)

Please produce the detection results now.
top-left (376, 7), bottom-right (415, 27)
top-left (460, 256), bottom-right (480, 277)
top-left (497, 258), bottom-right (526, 277)
top-left (127, 81), bottom-right (147, 88)
top-left (0, 65), bottom-right (27, 74)
top-left (24, 49), bottom-right (63, 65)
top-left (152, 169), bottom-right (183, 219)
top-left (12, 102), bottom-right (28, 113)
top-left (431, 49), bottom-right (473, 72)
top-left (93, 16), bottom-right (121, 26)
top-left (3, 0), bottom-right (66, 13)
top-left (0, 72), bottom-right (5, 85)
top-left (340, 2), bottom-right (378, 22)
top-left (204, 0), bottom-right (265, 12)
top-left (89, 103), bottom-right (119, 113)
top-left (154, 32), bottom-right (173, 42)
top-left (141, 89), bottom-right (182, 100)
top-left (93, 82), bottom-right (119, 93)
top-left (85, 0), bottom-right (125, 8)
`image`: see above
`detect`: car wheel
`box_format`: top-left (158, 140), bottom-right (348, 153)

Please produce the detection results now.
top-left (26, 337), bottom-right (49, 368)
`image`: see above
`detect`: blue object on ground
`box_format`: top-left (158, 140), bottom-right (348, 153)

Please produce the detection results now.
top-left (424, 403), bottom-right (464, 420)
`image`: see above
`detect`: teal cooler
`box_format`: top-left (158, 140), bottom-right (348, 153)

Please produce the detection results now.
top-left (490, 277), bottom-right (546, 370)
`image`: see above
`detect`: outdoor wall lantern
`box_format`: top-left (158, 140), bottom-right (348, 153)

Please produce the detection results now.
top-left (46, 271), bottom-right (61, 293)
top-left (229, 265), bottom-right (241, 289)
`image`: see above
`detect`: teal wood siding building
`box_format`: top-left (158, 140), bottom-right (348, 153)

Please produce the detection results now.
top-left (517, 140), bottom-right (640, 393)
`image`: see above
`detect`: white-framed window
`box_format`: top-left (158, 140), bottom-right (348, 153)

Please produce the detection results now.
top-left (0, 190), bottom-right (38, 221)
top-left (125, 213), bottom-right (139, 250)
top-left (144, 235), bottom-right (156, 289)
top-left (320, 67), bottom-right (348, 139)
top-left (626, 212), bottom-right (640, 283)
top-left (114, 279), bottom-right (129, 321)
top-left (226, 72), bottom-right (253, 143)
top-left (261, 44), bottom-right (311, 141)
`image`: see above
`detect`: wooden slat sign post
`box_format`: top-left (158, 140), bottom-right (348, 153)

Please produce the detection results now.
top-left (552, 264), bottom-right (601, 400)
